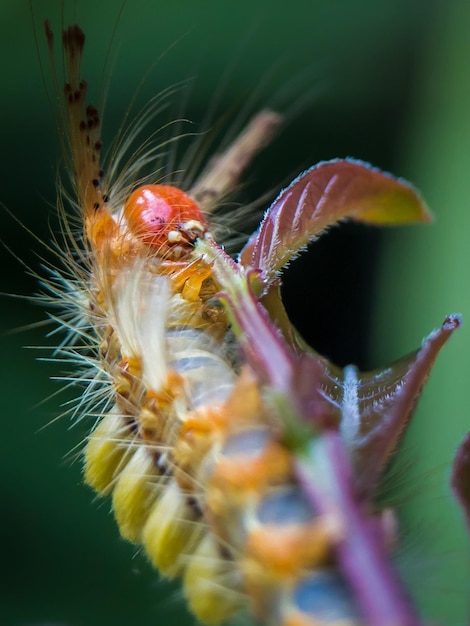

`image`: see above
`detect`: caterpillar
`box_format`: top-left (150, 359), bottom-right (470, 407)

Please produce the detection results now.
top-left (39, 16), bottom-right (467, 626)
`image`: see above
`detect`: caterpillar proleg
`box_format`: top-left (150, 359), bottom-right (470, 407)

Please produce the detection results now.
top-left (37, 14), bottom-right (466, 626)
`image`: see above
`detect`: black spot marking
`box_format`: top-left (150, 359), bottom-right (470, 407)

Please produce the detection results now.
top-left (186, 496), bottom-right (203, 517)
top-left (86, 104), bottom-right (98, 117)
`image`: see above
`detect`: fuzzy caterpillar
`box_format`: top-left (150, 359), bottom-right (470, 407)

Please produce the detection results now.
top-left (48, 21), bottom-right (316, 625)
top-left (41, 19), bottom-right (461, 626)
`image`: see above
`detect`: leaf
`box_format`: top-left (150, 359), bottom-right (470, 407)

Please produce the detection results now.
top-left (452, 431), bottom-right (470, 530)
top-left (239, 159), bottom-right (431, 283)
top-left (320, 314), bottom-right (462, 496)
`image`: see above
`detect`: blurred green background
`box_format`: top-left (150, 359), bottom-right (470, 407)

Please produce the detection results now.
top-left (1, 1), bottom-right (469, 625)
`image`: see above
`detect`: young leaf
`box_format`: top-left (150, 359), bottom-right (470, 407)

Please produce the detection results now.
top-left (320, 315), bottom-right (462, 496)
top-left (239, 159), bottom-right (431, 283)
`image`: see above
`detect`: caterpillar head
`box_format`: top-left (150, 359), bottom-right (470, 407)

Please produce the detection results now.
top-left (123, 184), bottom-right (208, 256)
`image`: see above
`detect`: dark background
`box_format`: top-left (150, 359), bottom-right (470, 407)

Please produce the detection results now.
top-left (1, 1), bottom-right (469, 625)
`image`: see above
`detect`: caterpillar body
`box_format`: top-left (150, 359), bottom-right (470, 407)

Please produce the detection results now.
top-left (42, 19), bottom-right (460, 626)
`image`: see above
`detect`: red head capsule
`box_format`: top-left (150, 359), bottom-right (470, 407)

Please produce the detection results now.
top-left (123, 184), bottom-right (208, 249)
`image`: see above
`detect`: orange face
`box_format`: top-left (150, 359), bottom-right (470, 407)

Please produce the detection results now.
top-left (123, 184), bottom-right (208, 249)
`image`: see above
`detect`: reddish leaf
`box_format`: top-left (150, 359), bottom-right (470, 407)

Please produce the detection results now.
top-left (320, 315), bottom-right (461, 495)
top-left (239, 159), bottom-right (431, 282)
